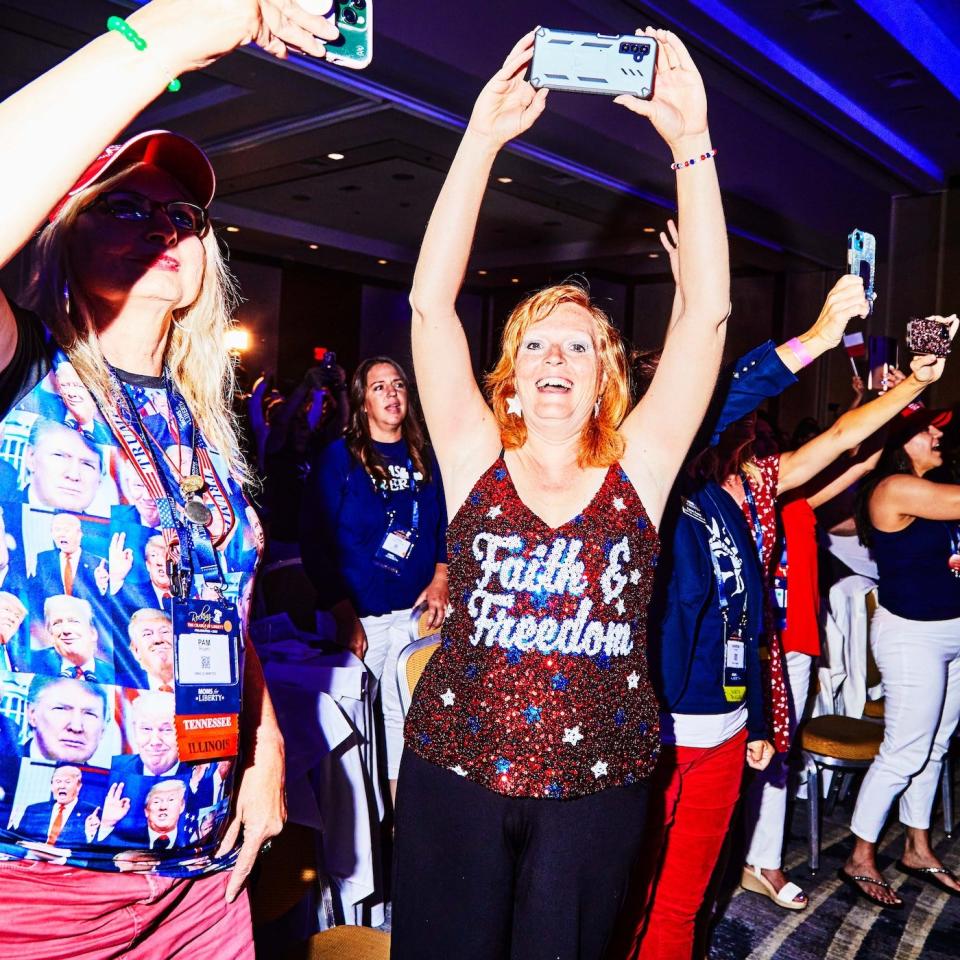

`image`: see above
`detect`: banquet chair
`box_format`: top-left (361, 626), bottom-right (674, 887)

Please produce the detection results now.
top-left (801, 715), bottom-right (884, 872)
top-left (397, 604), bottom-right (442, 715)
top-left (281, 926), bottom-right (390, 960)
top-left (249, 822), bottom-right (321, 925)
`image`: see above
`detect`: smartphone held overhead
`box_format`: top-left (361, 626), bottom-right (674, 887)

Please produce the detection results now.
top-left (529, 28), bottom-right (658, 99)
top-left (296, 0), bottom-right (372, 69)
top-left (846, 228), bottom-right (876, 315)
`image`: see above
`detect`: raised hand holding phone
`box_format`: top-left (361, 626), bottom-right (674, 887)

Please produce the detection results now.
top-left (909, 315), bottom-right (959, 384)
top-left (296, 0), bottom-right (371, 68)
top-left (614, 29), bottom-right (708, 148)
top-left (467, 32), bottom-right (549, 148)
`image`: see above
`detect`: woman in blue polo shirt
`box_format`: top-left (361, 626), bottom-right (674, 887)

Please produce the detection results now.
top-left (301, 356), bottom-right (448, 799)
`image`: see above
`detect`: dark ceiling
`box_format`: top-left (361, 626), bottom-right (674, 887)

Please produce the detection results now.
top-left (2, 0), bottom-right (958, 289)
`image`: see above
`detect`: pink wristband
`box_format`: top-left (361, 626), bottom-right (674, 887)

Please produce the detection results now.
top-left (787, 337), bottom-right (814, 368)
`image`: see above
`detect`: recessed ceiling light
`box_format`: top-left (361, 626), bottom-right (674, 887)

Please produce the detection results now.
top-left (642, 227), bottom-right (656, 233)
top-left (477, 270), bottom-right (488, 276)
top-left (225, 226), bottom-right (240, 233)
top-left (497, 176), bottom-right (513, 184)
top-left (377, 259), bottom-right (388, 265)
top-left (308, 243), bottom-right (319, 250)
top-left (648, 252), bottom-right (660, 258)
top-left (511, 277), bottom-right (520, 283)
top-left (327, 152), bottom-right (345, 160)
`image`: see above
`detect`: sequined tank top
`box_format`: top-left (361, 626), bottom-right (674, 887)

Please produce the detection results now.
top-left (404, 458), bottom-right (661, 799)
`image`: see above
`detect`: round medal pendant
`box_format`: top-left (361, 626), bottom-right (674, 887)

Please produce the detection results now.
top-left (949, 554), bottom-right (960, 577)
top-left (180, 475), bottom-right (205, 496)
top-left (185, 497), bottom-right (214, 527)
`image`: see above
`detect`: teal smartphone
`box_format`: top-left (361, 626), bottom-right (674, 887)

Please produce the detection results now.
top-left (326, 0), bottom-right (372, 70)
top-left (296, 0), bottom-right (372, 69)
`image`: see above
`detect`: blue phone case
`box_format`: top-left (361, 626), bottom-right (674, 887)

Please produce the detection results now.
top-left (847, 228), bottom-right (877, 315)
top-left (528, 27), bottom-right (657, 99)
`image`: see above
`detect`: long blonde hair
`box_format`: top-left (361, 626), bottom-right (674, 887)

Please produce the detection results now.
top-left (485, 282), bottom-right (630, 468)
top-left (26, 164), bottom-right (251, 485)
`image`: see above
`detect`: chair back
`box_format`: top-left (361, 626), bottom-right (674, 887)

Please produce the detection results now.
top-left (282, 926), bottom-right (391, 960)
top-left (397, 633), bottom-right (441, 715)
top-left (864, 587), bottom-right (881, 689)
top-left (248, 822), bottom-right (319, 925)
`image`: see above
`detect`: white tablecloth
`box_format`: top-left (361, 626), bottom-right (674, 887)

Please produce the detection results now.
top-left (256, 620), bottom-right (385, 928)
top-left (816, 575), bottom-right (878, 720)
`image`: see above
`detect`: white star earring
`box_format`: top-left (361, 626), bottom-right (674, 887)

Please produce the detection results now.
top-left (507, 395), bottom-right (523, 417)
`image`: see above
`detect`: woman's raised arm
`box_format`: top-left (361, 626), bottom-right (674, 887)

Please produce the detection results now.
top-left (0, 0), bottom-right (335, 273)
top-left (410, 33), bottom-right (547, 510)
top-left (778, 326), bottom-right (957, 496)
top-left (619, 30), bottom-right (730, 524)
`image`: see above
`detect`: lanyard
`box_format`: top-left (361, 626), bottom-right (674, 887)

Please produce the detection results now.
top-left (740, 472), bottom-right (765, 559)
top-left (702, 490), bottom-right (748, 633)
top-left (376, 457), bottom-right (420, 537)
top-left (740, 471), bottom-right (788, 626)
top-left (103, 367), bottom-right (225, 591)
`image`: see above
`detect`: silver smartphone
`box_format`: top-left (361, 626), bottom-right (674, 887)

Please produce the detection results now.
top-left (528, 27), bottom-right (658, 99)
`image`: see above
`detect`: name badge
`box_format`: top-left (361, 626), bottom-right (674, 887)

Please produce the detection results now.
top-left (374, 523), bottom-right (416, 575)
top-left (172, 598), bottom-right (242, 762)
top-left (723, 635), bottom-right (746, 703)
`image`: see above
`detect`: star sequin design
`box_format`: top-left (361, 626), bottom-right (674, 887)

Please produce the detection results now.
top-left (466, 715), bottom-right (481, 733)
top-left (440, 688), bottom-right (456, 707)
top-left (612, 496), bottom-right (626, 511)
top-left (487, 505), bottom-right (503, 519)
top-left (629, 569), bottom-right (641, 585)
top-left (615, 598), bottom-right (626, 616)
top-left (551, 672), bottom-right (569, 691)
top-left (495, 757), bottom-right (512, 774)
top-left (506, 395), bottom-right (523, 416)
top-left (450, 765), bottom-right (468, 777)
top-left (445, 602), bottom-right (454, 618)
top-left (523, 704), bottom-right (542, 724)
top-left (506, 648), bottom-right (522, 665)
top-left (591, 760), bottom-right (609, 779)
top-left (627, 671), bottom-right (640, 690)
top-left (546, 782), bottom-right (564, 798)
top-left (563, 725), bottom-right (584, 746)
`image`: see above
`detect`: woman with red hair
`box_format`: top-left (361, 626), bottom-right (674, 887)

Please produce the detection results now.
top-left (392, 27), bottom-right (730, 960)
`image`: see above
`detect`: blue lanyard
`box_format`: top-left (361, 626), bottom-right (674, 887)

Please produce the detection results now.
top-left (702, 489), bottom-right (748, 631)
top-left (375, 457), bottom-right (420, 536)
top-left (107, 368), bottom-right (225, 590)
top-left (740, 472), bottom-right (765, 559)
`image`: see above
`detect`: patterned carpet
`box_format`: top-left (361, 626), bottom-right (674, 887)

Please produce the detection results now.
top-left (708, 805), bottom-right (960, 959)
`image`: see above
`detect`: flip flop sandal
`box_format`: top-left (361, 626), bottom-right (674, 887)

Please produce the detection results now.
top-left (895, 861), bottom-right (960, 898)
top-left (837, 868), bottom-right (904, 909)
top-left (741, 865), bottom-right (808, 910)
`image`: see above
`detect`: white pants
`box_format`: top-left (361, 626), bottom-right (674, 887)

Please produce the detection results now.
top-left (850, 606), bottom-right (960, 842)
top-left (745, 651), bottom-right (814, 869)
top-left (361, 609), bottom-right (413, 781)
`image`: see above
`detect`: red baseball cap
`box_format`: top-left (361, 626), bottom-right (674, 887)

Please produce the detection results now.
top-left (48, 130), bottom-right (215, 222)
top-left (894, 401), bottom-right (953, 441)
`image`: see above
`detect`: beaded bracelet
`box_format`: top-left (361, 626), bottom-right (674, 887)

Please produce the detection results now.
top-left (670, 148), bottom-right (718, 171)
top-left (107, 16), bottom-right (181, 93)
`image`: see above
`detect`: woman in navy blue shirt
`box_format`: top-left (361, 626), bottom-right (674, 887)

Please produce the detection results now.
top-left (301, 357), bottom-right (448, 799)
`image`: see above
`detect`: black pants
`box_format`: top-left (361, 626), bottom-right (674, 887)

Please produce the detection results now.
top-left (391, 750), bottom-right (649, 960)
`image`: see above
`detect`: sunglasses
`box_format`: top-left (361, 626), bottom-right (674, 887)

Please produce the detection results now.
top-left (89, 190), bottom-right (209, 237)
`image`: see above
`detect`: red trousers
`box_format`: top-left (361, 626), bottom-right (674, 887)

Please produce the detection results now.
top-left (624, 728), bottom-right (746, 960)
top-left (0, 860), bottom-right (253, 959)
